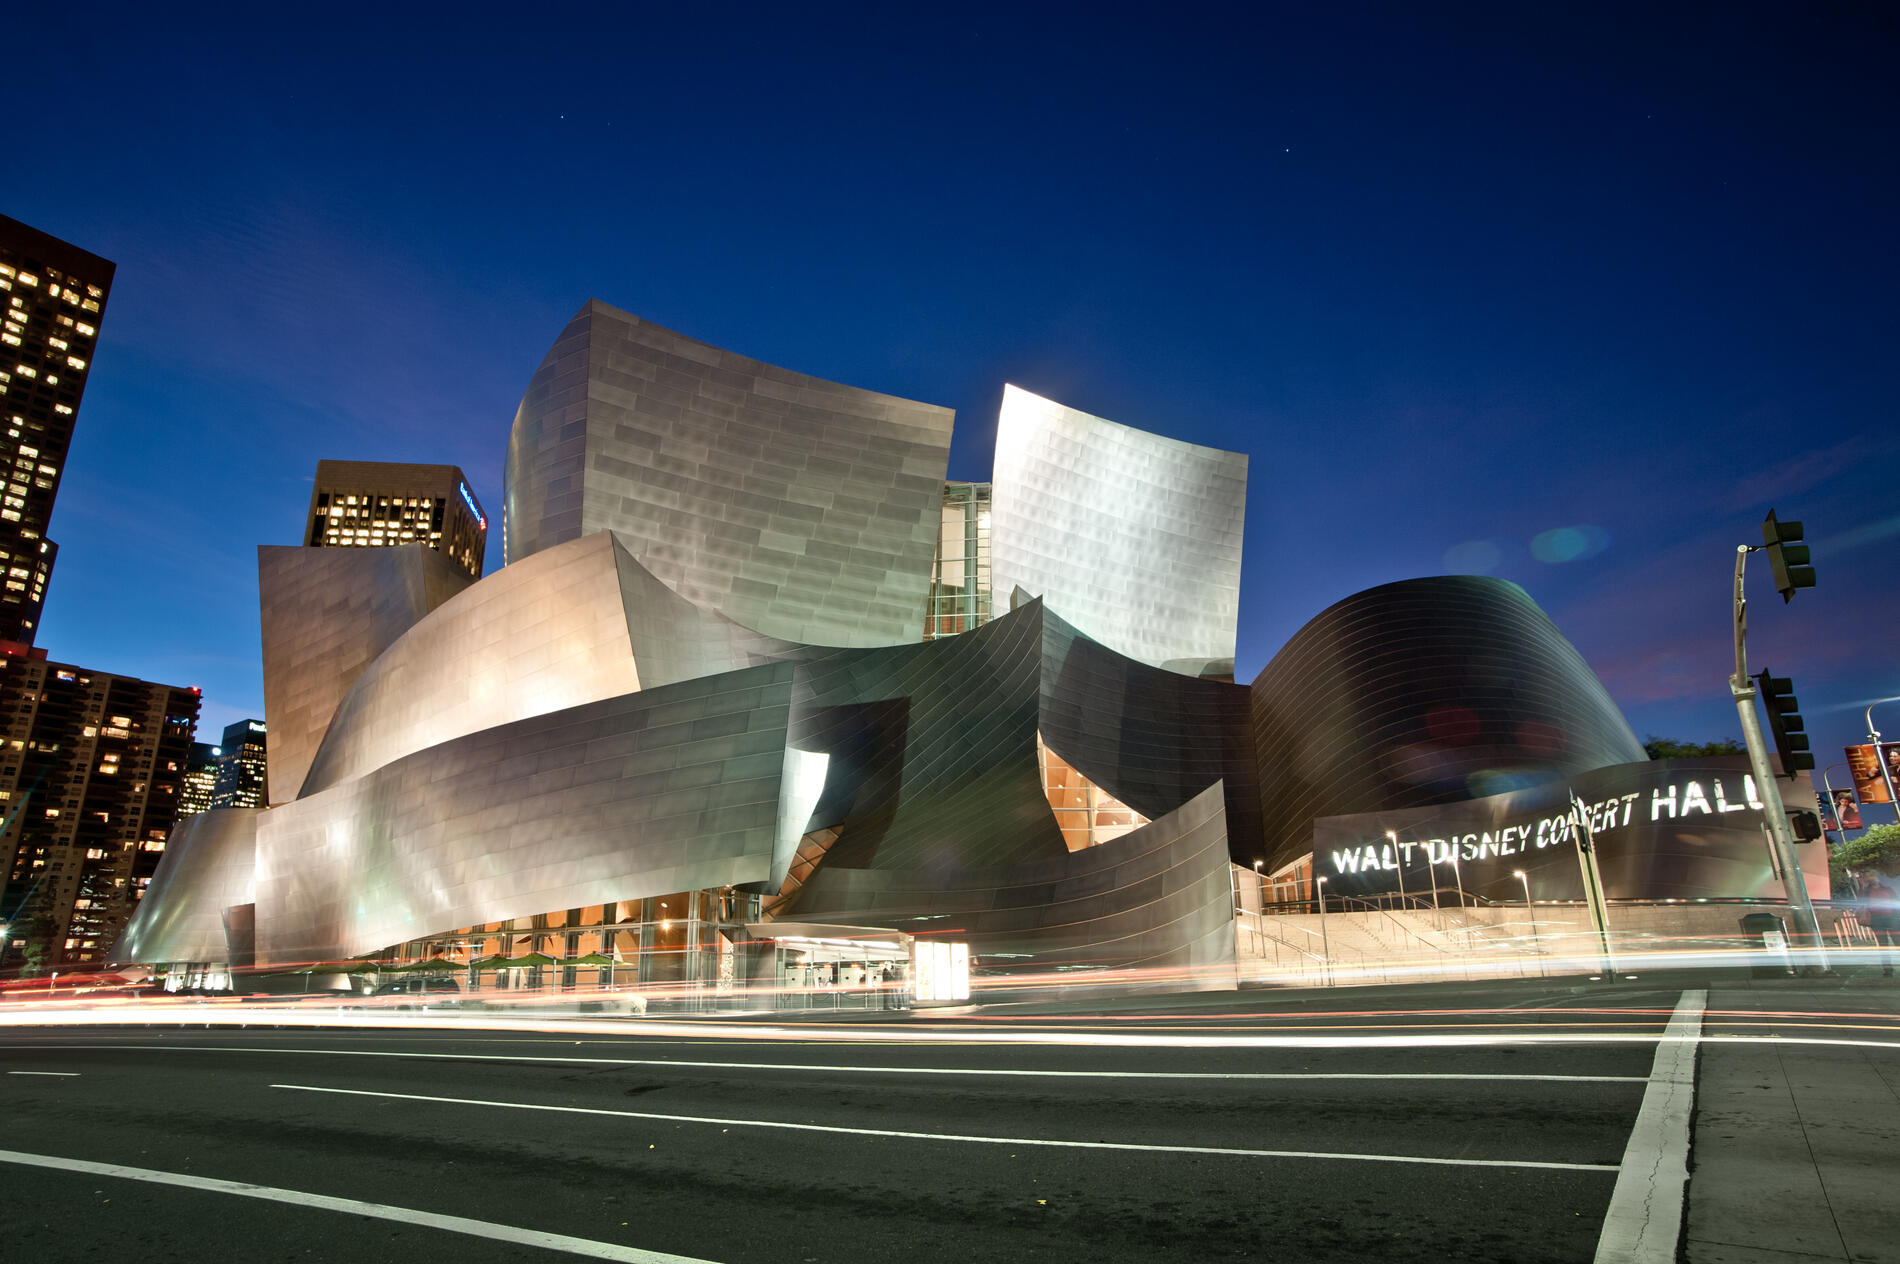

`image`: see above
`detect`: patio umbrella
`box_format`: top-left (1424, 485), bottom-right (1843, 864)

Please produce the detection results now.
top-left (395, 958), bottom-right (461, 973)
top-left (470, 954), bottom-right (513, 971)
top-left (565, 953), bottom-right (614, 967)
top-left (503, 952), bottom-right (557, 968)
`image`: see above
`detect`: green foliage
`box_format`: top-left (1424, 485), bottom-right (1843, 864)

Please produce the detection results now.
top-left (1833, 823), bottom-right (1900, 886)
top-left (1643, 736), bottom-right (1745, 760)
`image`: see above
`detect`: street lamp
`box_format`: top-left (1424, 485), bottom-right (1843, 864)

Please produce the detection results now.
top-left (1515, 869), bottom-right (1543, 977)
top-left (1865, 699), bottom-right (1900, 822)
top-left (1314, 876), bottom-right (1332, 985)
top-left (1386, 829), bottom-right (1407, 910)
top-left (1250, 860), bottom-right (1266, 952)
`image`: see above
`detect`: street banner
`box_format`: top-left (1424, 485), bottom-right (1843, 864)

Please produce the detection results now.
top-left (1846, 744), bottom-right (1893, 804)
top-left (1830, 788), bottom-right (1863, 832)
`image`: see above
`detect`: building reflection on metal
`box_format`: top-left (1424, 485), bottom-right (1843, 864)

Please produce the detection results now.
top-left (116, 305), bottom-right (1661, 1000)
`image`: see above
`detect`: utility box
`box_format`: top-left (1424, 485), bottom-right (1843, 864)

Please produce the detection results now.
top-left (1739, 911), bottom-right (1795, 978)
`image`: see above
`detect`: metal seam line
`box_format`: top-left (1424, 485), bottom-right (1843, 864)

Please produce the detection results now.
top-left (7, 1045), bottom-right (1646, 1082)
top-left (272, 1082), bottom-right (1621, 1172)
top-left (6, 1070), bottom-right (79, 1076)
top-left (0, 1146), bottom-right (717, 1264)
top-left (1593, 988), bottom-right (1705, 1264)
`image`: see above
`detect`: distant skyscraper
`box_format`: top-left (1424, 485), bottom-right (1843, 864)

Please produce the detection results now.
top-left (306, 460), bottom-right (487, 580)
top-left (0, 643), bottom-right (197, 970)
top-left (0, 215), bottom-right (114, 646)
top-left (209, 719), bottom-right (267, 810)
top-left (177, 741), bottom-right (221, 820)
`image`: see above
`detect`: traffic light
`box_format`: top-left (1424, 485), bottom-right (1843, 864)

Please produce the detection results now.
top-left (1761, 510), bottom-right (1815, 603)
top-left (1756, 670), bottom-right (1815, 775)
top-left (1787, 809), bottom-right (1823, 842)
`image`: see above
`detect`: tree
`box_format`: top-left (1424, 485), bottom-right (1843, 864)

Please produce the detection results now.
top-left (1643, 736), bottom-right (1745, 760)
top-left (1832, 823), bottom-right (1900, 890)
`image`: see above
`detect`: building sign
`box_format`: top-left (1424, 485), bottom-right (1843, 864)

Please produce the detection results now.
top-left (458, 481), bottom-right (487, 531)
top-left (1311, 757), bottom-right (1828, 903)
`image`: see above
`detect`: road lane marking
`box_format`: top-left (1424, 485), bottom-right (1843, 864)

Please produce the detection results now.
top-left (15, 1044), bottom-right (1647, 1082)
top-left (7, 1070), bottom-right (78, 1076)
top-left (1594, 988), bottom-right (1704, 1264)
top-left (273, 1082), bottom-right (1622, 1172)
top-left (0, 1146), bottom-right (718, 1262)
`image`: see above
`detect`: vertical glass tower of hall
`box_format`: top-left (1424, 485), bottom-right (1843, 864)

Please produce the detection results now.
top-left (305, 460), bottom-right (488, 581)
top-left (0, 215), bottom-right (113, 646)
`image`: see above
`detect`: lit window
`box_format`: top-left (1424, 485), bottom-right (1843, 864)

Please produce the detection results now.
top-left (75, 322), bottom-right (94, 336)
top-left (66, 356), bottom-right (85, 370)
top-left (17, 274), bottom-right (36, 287)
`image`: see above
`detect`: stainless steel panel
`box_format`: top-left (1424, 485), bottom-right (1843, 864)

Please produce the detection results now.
top-left (502, 300), bottom-right (955, 647)
top-left (782, 781), bottom-right (1234, 981)
top-left (255, 662), bottom-right (798, 964)
top-left (258, 544), bottom-right (473, 804)
top-left (990, 385), bottom-right (1248, 678)
top-left (297, 532), bottom-right (791, 798)
top-left (1249, 576), bottom-right (1647, 871)
top-left (110, 808), bottom-right (260, 964)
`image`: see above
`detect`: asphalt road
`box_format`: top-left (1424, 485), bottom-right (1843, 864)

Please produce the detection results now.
top-left (0, 977), bottom-right (1873, 1264)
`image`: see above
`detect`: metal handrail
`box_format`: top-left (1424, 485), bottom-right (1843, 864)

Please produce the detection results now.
top-left (1332, 896), bottom-right (1451, 953)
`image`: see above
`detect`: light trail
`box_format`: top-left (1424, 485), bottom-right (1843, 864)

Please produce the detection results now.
top-left (0, 1006), bottom-right (1896, 1052)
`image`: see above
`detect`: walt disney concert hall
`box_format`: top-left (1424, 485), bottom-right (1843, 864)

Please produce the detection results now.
top-left (116, 300), bottom-right (1818, 998)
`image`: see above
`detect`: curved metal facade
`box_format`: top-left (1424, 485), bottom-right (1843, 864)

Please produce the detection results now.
top-left (1249, 575), bottom-right (1646, 871)
top-left (787, 601), bottom-right (1063, 873)
top-left (1038, 604), bottom-right (1263, 859)
top-left (782, 781), bottom-right (1234, 980)
top-left (503, 300), bottom-right (955, 647)
top-left (300, 532), bottom-right (790, 798)
top-left (256, 662), bottom-right (799, 964)
top-left (114, 808), bottom-right (260, 965)
top-left (989, 385), bottom-right (1247, 678)
top-left (259, 544), bottom-right (473, 804)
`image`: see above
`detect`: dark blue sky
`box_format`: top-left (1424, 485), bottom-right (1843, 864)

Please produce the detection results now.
top-left (9, 4), bottom-right (1897, 788)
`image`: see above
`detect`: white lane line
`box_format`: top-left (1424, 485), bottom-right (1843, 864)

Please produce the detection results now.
top-left (273, 1082), bottom-right (1620, 1172)
top-left (1594, 988), bottom-right (1704, 1264)
top-left (7, 1070), bottom-right (79, 1077)
top-left (11, 1044), bottom-right (1646, 1083)
top-left (0, 1145), bottom-right (716, 1263)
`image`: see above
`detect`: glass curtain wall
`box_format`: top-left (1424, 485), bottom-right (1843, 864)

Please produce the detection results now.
top-left (923, 482), bottom-right (991, 641)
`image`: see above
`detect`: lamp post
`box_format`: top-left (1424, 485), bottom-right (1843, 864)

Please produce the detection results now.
top-left (1314, 876), bottom-right (1332, 986)
top-left (1515, 869), bottom-right (1544, 977)
top-left (1385, 829), bottom-right (1407, 910)
top-left (1251, 860), bottom-right (1266, 955)
top-left (1865, 699), bottom-right (1900, 823)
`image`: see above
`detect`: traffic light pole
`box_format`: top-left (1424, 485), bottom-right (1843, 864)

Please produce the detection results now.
top-left (1730, 544), bottom-right (1830, 972)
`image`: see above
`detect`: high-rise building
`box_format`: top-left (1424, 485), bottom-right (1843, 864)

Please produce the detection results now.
top-left (208, 719), bottom-right (267, 810)
top-left (0, 643), bottom-right (197, 970)
top-left (306, 460), bottom-right (487, 580)
top-left (177, 741), bottom-right (221, 820)
top-left (0, 216), bottom-right (114, 646)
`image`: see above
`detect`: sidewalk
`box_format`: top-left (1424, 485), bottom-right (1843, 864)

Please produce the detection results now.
top-left (1684, 977), bottom-right (1900, 1263)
